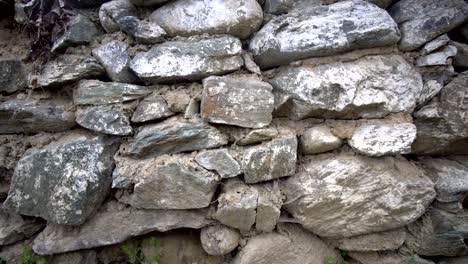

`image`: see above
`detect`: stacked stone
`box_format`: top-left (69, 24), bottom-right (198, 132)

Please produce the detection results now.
top-left (0, 0), bottom-right (468, 263)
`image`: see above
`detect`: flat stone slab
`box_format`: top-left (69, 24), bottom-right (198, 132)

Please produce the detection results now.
top-left (73, 80), bottom-right (152, 105)
top-left (195, 149), bottom-right (241, 179)
top-left (76, 104), bottom-right (133, 136)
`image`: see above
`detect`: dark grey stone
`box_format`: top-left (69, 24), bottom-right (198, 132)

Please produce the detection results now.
top-left (0, 60), bottom-right (27, 93)
top-left (76, 104), bottom-right (133, 136)
top-left (52, 14), bottom-right (101, 53)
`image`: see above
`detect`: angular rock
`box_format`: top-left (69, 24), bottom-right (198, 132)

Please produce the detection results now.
top-left (389, 0), bottom-right (468, 51)
top-left (92, 40), bottom-right (139, 83)
top-left (281, 152), bottom-right (436, 238)
top-left (242, 136), bottom-right (297, 184)
top-left (3, 130), bottom-right (118, 225)
top-left (117, 16), bottom-right (166, 44)
top-left (233, 223), bottom-right (342, 264)
top-left (32, 202), bottom-right (211, 255)
top-left (332, 228), bottom-right (407, 252)
top-left (115, 154), bottom-right (220, 209)
top-left (201, 76), bottom-right (274, 128)
top-left (200, 225), bottom-right (240, 256)
top-left (421, 34), bottom-right (450, 55)
top-left (249, 0), bottom-right (400, 69)
top-left (349, 123), bottom-right (417, 157)
top-left (0, 60), bottom-right (27, 93)
top-left (418, 80), bottom-right (444, 107)
top-left (121, 117), bottom-right (228, 158)
top-left (129, 0), bottom-right (169, 6)
top-left (195, 149), bottom-right (241, 178)
top-left (236, 128), bottom-right (278, 146)
top-left (451, 41), bottom-right (468, 68)
top-left (412, 72), bottom-right (468, 154)
top-left (131, 93), bottom-right (174, 123)
top-left (76, 104), bottom-right (133, 136)
top-left (111, 168), bottom-right (132, 189)
top-left (300, 125), bottom-right (342, 154)
top-left (264, 0), bottom-right (394, 14)
top-left (74, 80), bottom-right (151, 105)
top-left (416, 45), bottom-right (458, 67)
top-left (215, 180), bottom-right (258, 231)
top-left (130, 36), bottom-right (243, 83)
top-left (270, 54), bottom-right (423, 119)
top-left (254, 183), bottom-right (282, 232)
top-left (37, 55), bottom-right (104, 88)
top-left (162, 89), bottom-right (191, 113)
top-left (150, 0), bottom-right (263, 39)
top-left (99, 0), bottom-right (137, 33)
top-left (243, 52), bottom-right (261, 75)
top-left (52, 14), bottom-right (101, 53)
top-left (0, 99), bottom-right (76, 134)
top-left (0, 210), bottom-right (45, 246)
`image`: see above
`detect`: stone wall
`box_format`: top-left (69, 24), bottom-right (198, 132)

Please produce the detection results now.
top-left (1, 0), bottom-right (468, 263)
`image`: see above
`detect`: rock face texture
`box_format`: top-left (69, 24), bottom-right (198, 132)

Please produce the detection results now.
top-left (0, 60), bottom-right (27, 93)
top-left (73, 80), bottom-right (151, 105)
top-left (300, 125), bottom-right (342, 154)
top-left (76, 105), bottom-right (133, 136)
top-left (195, 149), bottom-right (241, 178)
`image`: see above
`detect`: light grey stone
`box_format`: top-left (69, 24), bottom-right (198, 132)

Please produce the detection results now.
top-left (421, 34), bottom-right (450, 55)
top-left (195, 149), bottom-right (241, 178)
top-left (417, 80), bottom-right (443, 107)
top-left (150, 0), bottom-right (263, 39)
top-left (243, 53), bottom-right (261, 75)
top-left (129, 0), bottom-right (169, 6)
top-left (233, 223), bottom-right (342, 264)
top-left (451, 41), bottom-right (468, 68)
top-left (332, 228), bottom-right (407, 252)
top-left (117, 16), bottom-right (167, 44)
top-left (300, 125), bottom-right (342, 154)
top-left (0, 60), bottom-right (27, 93)
top-left (131, 93), bottom-right (174, 123)
top-left (121, 117), bottom-right (228, 158)
top-left (236, 128), bottom-right (278, 146)
top-left (389, 0), bottom-right (468, 51)
top-left (74, 80), bottom-right (152, 105)
top-left (250, 0), bottom-right (400, 69)
top-left (254, 183), bottom-right (282, 232)
top-left (130, 36), bottom-right (243, 83)
top-left (76, 104), bottom-right (133, 136)
top-left (3, 130), bottom-right (119, 225)
top-left (111, 168), bottom-right (132, 189)
top-left (200, 225), bottom-right (240, 256)
top-left (0, 210), bottom-right (45, 246)
top-left (52, 14), bottom-right (101, 53)
top-left (264, 0), bottom-right (394, 14)
top-left (32, 202), bottom-right (211, 255)
top-left (92, 40), bottom-right (139, 83)
top-left (0, 99), bottom-right (76, 134)
top-left (416, 45), bottom-right (458, 67)
top-left (242, 136), bottom-right (297, 184)
top-left (115, 154), bottom-right (220, 209)
top-left (281, 152), bottom-right (436, 238)
top-left (51, 250), bottom-right (98, 264)
top-left (99, 0), bottom-right (137, 33)
top-left (37, 55), bottom-right (104, 88)
top-left (349, 123), bottom-right (417, 157)
top-left (270, 54), bottom-right (423, 119)
top-left (201, 75), bottom-right (274, 128)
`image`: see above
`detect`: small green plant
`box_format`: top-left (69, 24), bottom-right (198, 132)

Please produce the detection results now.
top-left (402, 255), bottom-right (416, 264)
top-left (121, 237), bottom-right (160, 264)
top-left (324, 256), bottom-right (349, 264)
top-left (17, 246), bottom-right (49, 264)
top-left (0, 257), bottom-right (5, 264)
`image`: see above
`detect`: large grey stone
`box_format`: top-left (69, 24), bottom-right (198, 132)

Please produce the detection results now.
top-left (115, 154), bottom-right (220, 209)
top-left (300, 125), bottom-right (342, 154)
top-left (416, 45), bottom-right (458, 67)
top-left (331, 228), bottom-right (407, 252)
top-left (37, 55), bottom-right (105, 88)
top-left (389, 0), bottom-right (468, 51)
top-left (0, 210), bottom-right (45, 246)
top-left (195, 149), bottom-right (241, 179)
top-left (421, 34), bottom-right (450, 55)
top-left (52, 14), bottom-right (101, 53)
top-left (76, 104), bottom-right (133, 136)
top-left (270, 54), bottom-right (423, 119)
top-left (233, 223), bottom-right (342, 264)
top-left (412, 72), bottom-right (468, 154)
top-left (249, 0), bottom-right (400, 69)
top-left (150, 0), bottom-right (263, 39)
top-left (0, 60), bottom-right (27, 93)
top-left (263, 0), bottom-right (394, 14)
top-left (130, 93), bottom-right (174, 123)
top-left (3, 130), bottom-right (118, 225)
top-left (242, 136), bottom-right (297, 184)
top-left (99, 0), bottom-right (137, 33)
top-left (92, 40), bottom-right (139, 83)
top-left (130, 36), bottom-right (243, 83)
top-left (120, 117), bottom-right (228, 158)
top-left (200, 225), bottom-right (240, 256)
top-left (73, 80), bottom-right (152, 105)
top-left (32, 201), bottom-right (211, 255)
top-left (0, 99), bottom-right (76, 134)
top-left (281, 152), bottom-right (436, 238)
top-left (236, 128), bottom-right (278, 146)
top-left (117, 16), bottom-right (167, 44)
top-left (201, 75), bottom-right (274, 128)
top-left (349, 123), bottom-right (417, 157)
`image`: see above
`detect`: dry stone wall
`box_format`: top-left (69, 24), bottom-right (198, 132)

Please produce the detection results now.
top-left (0, 0), bottom-right (468, 263)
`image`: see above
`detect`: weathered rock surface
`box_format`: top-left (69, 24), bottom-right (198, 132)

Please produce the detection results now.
top-left (0, 99), bottom-right (76, 134)
top-left (76, 105), bottom-right (133, 136)
top-left (200, 225), bottom-right (240, 256)
top-left (115, 154), bottom-right (220, 209)
top-left (349, 123), bottom-right (417, 157)
top-left (412, 72), bottom-right (468, 154)
top-left (130, 93), bottom-right (174, 122)
top-left (389, 0), bottom-right (468, 51)
top-left (201, 76), bottom-right (274, 128)
top-left (52, 14), bottom-right (101, 53)
top-left (117, 16), bottom-right (166, 44)
top-left (67, 0), bottom-right (110, 7)
top-left (3, 130), bottom-right (118, 225)
top-left (73, 80), bottom-right (151, 105)
top-left (416, 45), bottom-right (458, 67)
top-left (236, 128), bottom-right (278, 146)
top-left (263, 0), bottom-right (394, 14)
top-left (281, 152), bottom-right (436, 238)
top-left (99, 0), bottom-right (137, 33)
top-left (32, 202), bottom-right (211, 255)
top-left (349, 252), bottom-right (433, 264)
top-left (129, 0), bottom-right (169, 6)
top-left (452, 41), bottom-right (468, 68)
top-left (121, 117), bottom-right (228, 158)
top-left (249, 0), bottom-right (400, 69)
top-left (331, 228), bottom-right (407, 252)
top-left (270, 54), bottom-right (423, 119)
top-left (150, 0), bottom-right (263, 39)
top-left (195, 149), bottom-right (241, 178)
top-left (242, 136), bottom-right (297, 184)
top-left (0, 210), bottom-right (45, 246)
top-left (37, 55), bottom-right (105, 88)
top-left (254, 183), bottom-right (282, 232)
top-left (130, 36), bottom-right (243, 83)
top-left (0, 60), bottom-right (27, 93)
top-left (233, 223), bottom-right (342, 264)
top-left (421, 34), bottom-right (450, 55)
top-left (92, 40), bottom-right (139, 83)
top-left (300, 125), bottom-right (342, 154)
